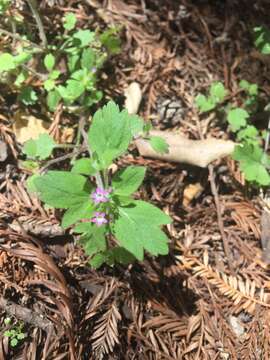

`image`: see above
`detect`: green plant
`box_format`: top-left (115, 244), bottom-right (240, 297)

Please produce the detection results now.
top-left (0, 8), bottom-right (121, 112)
top-left (3, 318), bottom-right (26, 347)
top-left (195, 81), bottom-right (227, 113)
top-left (0, 0), bottom-right (11, 13)
top-left (196, 80), bottom-right (270, 187)
top-left (26, 101), bottom-right (171, 268)
top-left (254, 25), bottom-right (270, 55)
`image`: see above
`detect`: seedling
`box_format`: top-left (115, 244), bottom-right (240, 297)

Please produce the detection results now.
top-left (3, 317), bottom-right (26, 347)
top-left (27, 101), bottom-right (171, 268)
top-left (0, 7), bottom-right (121, 112)
top-left (196, 79), bottom-right (270, 187)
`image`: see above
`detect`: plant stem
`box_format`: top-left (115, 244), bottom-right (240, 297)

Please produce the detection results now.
top-left (264, 114), bottom-right (270, 153)
top-left (55, 144), bottom-right (78, 149)
top-left (40, 147), bottom-right (87, 173)
top-left (26, 0), bottom-right (47, 48)
top-left (21, 64), bottom-right (46, 80)
top-left (0, 28), bottom-right (44, 50)
top-left (78, 115), bottom-right (104, 189)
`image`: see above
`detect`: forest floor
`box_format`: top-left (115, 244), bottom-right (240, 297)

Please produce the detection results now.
top-left (1, 0), bottom-right (270, 359)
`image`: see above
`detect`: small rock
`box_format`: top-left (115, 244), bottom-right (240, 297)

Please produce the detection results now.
top-left (124, 82), bottom-right (142, 115)
top-left (0, 140), bottom-right (8, 162)
top-left (229, 315), bottom-right (245, 337)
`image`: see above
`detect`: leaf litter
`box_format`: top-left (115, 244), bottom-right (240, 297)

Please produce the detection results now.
top-left (1, 0), bottom-right (270, 359)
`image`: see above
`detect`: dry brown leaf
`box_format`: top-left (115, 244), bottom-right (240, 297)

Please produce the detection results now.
top-left (136, 130), bottom-right (235, 167)
top-left (124, 82), bottom-right (142, 114)
top-left (12, 111), bottom-right (50, 143)
top-left (183, 183), bottom-right (204, 207)
top-left (60, 127), bottom-right (74, 144)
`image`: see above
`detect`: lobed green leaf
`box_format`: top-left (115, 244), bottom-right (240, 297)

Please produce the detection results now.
top-left (34, 171), bottom-right (91, 208)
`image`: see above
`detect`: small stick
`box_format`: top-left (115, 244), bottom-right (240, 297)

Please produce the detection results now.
top-left (39, 147), bottom-right (86, 173)
top-left (208, 164), bottom-right (235, 274)
top-left (0, 28), bottom-right (44, 50)
top-left (26, 0), bottom-right (47, 47)
top-left (78, 116), bottom-right (104, 189)
top-left (264, 113), bottom-right (270, 153)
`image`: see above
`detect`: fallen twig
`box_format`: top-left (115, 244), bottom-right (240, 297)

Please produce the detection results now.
top-left (136, 130), bottom-right (235, 167)
top-left (208, 164), bottom-right (235, 274)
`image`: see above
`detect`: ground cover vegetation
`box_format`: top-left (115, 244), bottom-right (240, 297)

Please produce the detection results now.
top-left (1, 0), bottom-right (270, 359)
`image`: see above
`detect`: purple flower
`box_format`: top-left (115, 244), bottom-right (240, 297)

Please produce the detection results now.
top-left (91, 212), bottom-right (108, 227)
top-left (91, 187), bottom-right (111, 204)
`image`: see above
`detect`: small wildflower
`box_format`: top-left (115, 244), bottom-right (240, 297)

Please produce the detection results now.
top-left (91, 212), bottom-right (108, 227)
top-left (91, 187), bottom-right (111, 204)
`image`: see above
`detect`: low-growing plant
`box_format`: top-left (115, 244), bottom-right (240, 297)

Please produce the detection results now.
top-left (24, 101), bottom-right (171, 268)
top-left (195, 80), bottom-right (270, 187)
top-left (0, 5), bottom-right (121, 112)
top-left (3, 317), bottom-right (26, 347)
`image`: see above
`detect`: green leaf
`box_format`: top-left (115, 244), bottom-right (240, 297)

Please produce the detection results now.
top-left (149, 136), bottom-right (169, 154)
top-left (4, 317), bottom-right (11, 325)
top-left (26, 174), bottom-right (40, 193)
top-left (35, 134), bottom-right (55, 159)
top-left (71, 158), bottom-right (97, 175)
top-left (111, 194), bottom-right (133, 206)
top-left (34, 171), bottom-right (91, 208)
top-left (128, 114), bottom-right (144, 136)
top-left (62, 201), bottom-right (94, 228)
top-left (239, 80), bottom-right (258, 96)
top-left (233, 143), bottom-right (270, 186)
top-left (82, 90), bottom-right (102, 107)
top-left (210, 82), bottom-right (227, 103)
top-left (44, 54), bottom-right (55, 71)
top-left (81, 48), bottom-right (95, 69)
top-left (47, 89), bottom-right (61, 111)
top-left (239, 80), bottom-right (249, 90)
top-left (73, 30), bottom-right (95, 47)
top-left (254, 26), bottom-right (270, 55)
top-left (99, 27), bottom-right (121, 54)
top-left (108, 247), bottom-right (135, 265)
top-left (195, 94), bottom-right (215, 113)
top-left (112, 166), bottom-right (146, 196)
top-left (50, 70), bottom-right (60, 80)
top-left (89, 247), bottom-right (134, 268)
top-left (89, 252), bottom-right (107, 268)
top-left (10, 338), bottom-right (18, 347)
top-left (23, 134), bottom-right (55, 160)
top-left (44, 79), bottom-right (55, 91)
top-left (22, 139), bottom-right (36, 157)
top-left (0, 0), bottom-right (11, 13)
top-left (237, 125), bottom-right (259, 142)
top-left (0, 53), bottom-right (15, 72)
top-left (88, 101), bottom-right (133, 168)
top-left (227, 108), bottom-right (249, 132)
top-left (16, 333), bottom-right (25, 340)
top-left (18, 86), bottom-right (38, 105)
top-left (15, 71), bottom-right (27, 86)
top-left (80, 225), bottom-right (107, 257)
top-left (58, 80), bottom-right (85, 101)
top-left (14, 52), bottom-right (32, 65)
top-left (67, 53), bottom-right (80, 72)
top-left (20, 160), bottom-right (39, 171)
top-left (113, 201), bottom-right (171, 260)
top-left (63, 12), bottom-right (77, 31)
top-left (73, 221), bottom-right (92, 234)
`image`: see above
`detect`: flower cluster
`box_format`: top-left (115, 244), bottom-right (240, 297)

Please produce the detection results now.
top-left (91, 187), bottom-right (111, 204)
top-left (91, 212), bottom-right (108, 227)
top-left (88, 187), bottom-right (111, 227)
